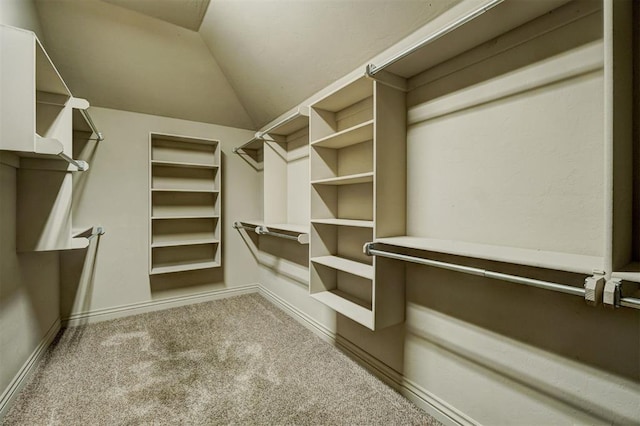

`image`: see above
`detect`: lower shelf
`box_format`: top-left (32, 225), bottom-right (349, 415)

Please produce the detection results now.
top-left (311, 256), bottom-right (373, 280)
top-left (310, 290), bottom-right (374, 329)
top-left (150, 242), bottom-right (220, 274)
top-left (150, 261), bottom-right (220, 275)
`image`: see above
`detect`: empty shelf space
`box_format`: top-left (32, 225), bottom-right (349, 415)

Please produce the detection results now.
top-left (151, 160), bottom-right (218, 169)
top-left (312, 172), bottom-right (374, 186)
top-left (311, 256), bottom-right (373, 280)
top-left (375, 236), bottom-right (604, 275)
top-left (311, 219), bottom-right (374, 228)
top-left (150, 261), bottom-right (220, 275)
top-left (151, 238), bottom-right (219, 248)
top-left (310, 290), bottom-right (373, 328)
top-left (311, 120), bottom-right (374, 149)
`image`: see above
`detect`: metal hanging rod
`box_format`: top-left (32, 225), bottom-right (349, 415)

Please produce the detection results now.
top-left (73, 226), bottom-right (105, 240)
top-left (258, 107), bottom-right (308, 139)
top-left (79, 109), bottom-right (104, 142)
top-left (364, 242), bottom-right (585, 297)
top-left (366, 0), bottom-right (504, 76)
top-left (256, 226), bottom-right (309, 245)
top-left (233, 134), bottom-right (263, 154)
top-left (232, 222), bottom-right (309, 244)
top-left (58, 152), bottom-right (89, 171)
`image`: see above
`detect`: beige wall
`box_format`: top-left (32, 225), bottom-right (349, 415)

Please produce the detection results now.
top-left (59, 107), bottom-right (261, 320)
top-left (0, 0), bottom-right (60, 412)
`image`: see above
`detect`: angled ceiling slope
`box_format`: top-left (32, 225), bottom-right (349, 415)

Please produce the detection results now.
top-left (35, 0), bottom-right (254, 129)
top-left (101, 0), bottom-right (211, 31)
top-left (199, 0), bottom-right (460, 128)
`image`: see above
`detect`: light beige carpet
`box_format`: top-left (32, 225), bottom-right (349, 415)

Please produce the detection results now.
top-left (3, 294), bottom-right (440, 425)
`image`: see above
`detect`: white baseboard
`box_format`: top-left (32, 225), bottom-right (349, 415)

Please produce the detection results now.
top-left (0, 318), bottom-right (61, 420)
top-left (258, 285), bottom-right (477, 426)
top-left (63, 284), bottom-right (259, 327)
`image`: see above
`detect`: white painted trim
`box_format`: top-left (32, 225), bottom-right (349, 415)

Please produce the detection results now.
top-left (62, 284), bottom-right (259, 327)
top-left (0, 318), bottom-right (61, 420)
top-left (257, 286), bottom-right (477, 426)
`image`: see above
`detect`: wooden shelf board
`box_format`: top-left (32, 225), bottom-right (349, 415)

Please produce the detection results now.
top-left (151, 238), bottom-right (219, 248)
top-left (310, 290), bottom-right (373, 329)
top-left (311, 120), bottom-right (374, 149)
top-left (613, 262), bottom-right (640, 283)
top-left (151, 160), bottom-right (218, 169)
top-left (152, 215), bottom-right (219, 220)
top-left (312, 172), bottom-right (374, 186)
top-left (311, 219), bottom-right (374, 228)
top-left (151, 189), bottom-right (219, 193)
top-left (311, 255), bottom-right (373, 280)
top-left (384, 0), bottom-right (573, 79)
top-left (312, 76), bottom-right (373, 112)
top-left (375, 236), bottom-right (604, 275)
top-left (150, 261), bottom-right (220, 275)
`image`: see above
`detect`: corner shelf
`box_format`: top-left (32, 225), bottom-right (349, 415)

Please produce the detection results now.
top-left (149, 133), bottom-right (222, 274)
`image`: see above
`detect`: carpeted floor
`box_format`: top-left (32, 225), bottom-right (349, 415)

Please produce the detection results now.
top-left (3, 294), bottom-right (440, 425)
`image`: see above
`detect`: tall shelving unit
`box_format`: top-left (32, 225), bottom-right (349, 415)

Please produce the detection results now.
top-left (308, 76), bottom-right (406, 330)
top-left (149, 133), bottom-right (221, 274)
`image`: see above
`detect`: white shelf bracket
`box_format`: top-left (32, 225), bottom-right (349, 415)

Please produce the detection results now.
top-left (603, 278), bottom-right (622, 308)
top-left (584, 272), bottom-right (606, 306)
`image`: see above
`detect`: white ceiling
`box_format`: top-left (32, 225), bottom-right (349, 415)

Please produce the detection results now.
top-left (35, 0), bottom-right (459, 130)
top-left (101, 0), bottom-right (211, 31)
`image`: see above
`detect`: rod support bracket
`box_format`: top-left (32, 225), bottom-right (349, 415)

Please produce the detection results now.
top-left (584, 273), bottom-right (605, 306)
top-left (603, 278), bottom-right (622, 308)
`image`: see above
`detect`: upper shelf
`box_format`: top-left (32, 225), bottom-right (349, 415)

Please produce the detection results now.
top-left (375, 236), bottom-right (604, 275)
top-left (366, 0), bottom-right (574, 81)
top-left (0, 25), bottom-right (102, 169)
top-left (233, 106), bottom-right (310, 156)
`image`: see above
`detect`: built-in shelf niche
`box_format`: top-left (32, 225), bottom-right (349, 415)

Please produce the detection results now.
top-left (149, 133), bottom-right (221, 274)
top-left (309, 75), bottom-right (406, 330)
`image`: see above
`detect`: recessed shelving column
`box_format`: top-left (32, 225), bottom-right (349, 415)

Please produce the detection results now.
top-left (149, 133), bottom-right (221, 274)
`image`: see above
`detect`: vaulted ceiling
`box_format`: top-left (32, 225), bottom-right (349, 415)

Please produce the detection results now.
top-left (35, 0), bottom-right (459, 130)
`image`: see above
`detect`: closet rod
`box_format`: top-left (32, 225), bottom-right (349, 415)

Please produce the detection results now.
top-left (232, 134), bottom-right (262, 154)
top-left (233, 222), bottom-right (258, 231)
top-left (620, 297), bottom-right (640, 310)
top-left (80, 109), bottom-right (104, 142)
top-left (256, 226), bottom-right (309, 245)
top-left (58, 152), bottom-right (89, 171)
top-left (366, 0), bottom-right (503, 76)
top-left (258, 109), bottom-right (304, 139)
top-left (364, 242), bottom-right (585, 297)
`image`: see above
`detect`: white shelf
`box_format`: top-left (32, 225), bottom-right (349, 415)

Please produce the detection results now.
top-left (311, 120), bottom-right (374, 149)
top-left (151, 160), bottom-right (218, 169)
top-left (311, 172), bottom-right (374, 186)
top-left (263, 223), bottom-right (310, 234)
top-left (151, 238), bottom-right (219, 248)
top-left (375, 236), bottom-right (604, 275)
top-left (311, 219), bottom-right (374, 228)
top-left (310, 290), bottom-right (373, 329)
top-left (612, 263), bottom-right (640, 283)
top-left (311, 256), bottom-right (373, 280)
top-left (152, 215), bottom-right (219, 220)
top-left (150, 261), bottom-right (220, 275)
top-left (151, 188), bottom-right (219, 193)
